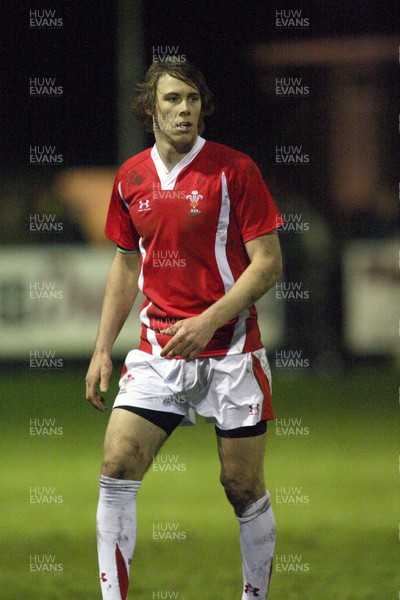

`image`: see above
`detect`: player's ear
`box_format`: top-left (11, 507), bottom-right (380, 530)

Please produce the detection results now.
top-left (144, 106), bottom-right (153, 116)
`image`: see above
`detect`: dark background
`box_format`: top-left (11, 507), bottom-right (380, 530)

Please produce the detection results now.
top-left (1, 1), bottom-right (398, 366)
top-left (2, 0), bottom-right (398, 168)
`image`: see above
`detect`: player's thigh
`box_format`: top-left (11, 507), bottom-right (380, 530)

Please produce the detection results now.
top-left (102, 408), bottom-right (168, 480)
top-left (217, 431), bottom-right (266, 487)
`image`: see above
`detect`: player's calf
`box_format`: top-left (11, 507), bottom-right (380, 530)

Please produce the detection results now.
top-left (97, 408), bottom-right (169, 598)
top-left (217, 433), bottom-right (275, 599)
top-left (97, 475), bottom-right (141, 600)
top-left (235, 491), bottom-right (276, 600)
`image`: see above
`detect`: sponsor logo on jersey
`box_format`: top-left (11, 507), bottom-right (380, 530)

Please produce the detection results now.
top-left (249, 403), bottom-right (260, 415)
top-left (138, 198), bottom-right (151, 212)
top-left (186, 190), bottom-right (203, 215)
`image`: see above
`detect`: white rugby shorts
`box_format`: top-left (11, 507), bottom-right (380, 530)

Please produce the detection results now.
top-left (113, 348), bottom-right (274, 431)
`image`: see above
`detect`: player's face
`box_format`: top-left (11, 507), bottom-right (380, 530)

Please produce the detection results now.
top-left (152, 75), bottom-right (202, 146)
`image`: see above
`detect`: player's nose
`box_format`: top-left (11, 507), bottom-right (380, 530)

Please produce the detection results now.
top-left (178, 99), bottom-right (190, 114)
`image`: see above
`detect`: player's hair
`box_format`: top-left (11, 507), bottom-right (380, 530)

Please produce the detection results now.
top-left (132, 61), bottom-right (215, 134)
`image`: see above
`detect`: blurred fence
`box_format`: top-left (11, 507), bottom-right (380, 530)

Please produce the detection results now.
top-left (343, 239), bottom-right (399, 355)
top-left (0, 245), bottom-right (284, 359)
top-left (1, 239), bottom-right (398, 360)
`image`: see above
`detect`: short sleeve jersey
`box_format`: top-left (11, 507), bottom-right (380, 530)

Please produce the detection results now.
top-left (105, 136), bottom-right (283, 358)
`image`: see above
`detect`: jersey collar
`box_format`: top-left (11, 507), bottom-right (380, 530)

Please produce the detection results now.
top-left (151, 136), bottom-right (206, 190)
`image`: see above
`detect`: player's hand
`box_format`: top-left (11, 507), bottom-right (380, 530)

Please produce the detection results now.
top-left (85, 350), bottom-right (113, 411)
top-left (160, 315), bottom-right (216, 360)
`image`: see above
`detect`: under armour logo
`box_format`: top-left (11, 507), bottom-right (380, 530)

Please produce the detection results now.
top-left (100, 572), bottom-right (108, 582)
top-left (244, 583), bottom-right (260, 596)
top-left (138, 198), bottom-right (150, 212)
top-left (249, 403), bottom-right (260, 415)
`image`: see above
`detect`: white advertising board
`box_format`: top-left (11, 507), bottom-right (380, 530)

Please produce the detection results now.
top-left (0, 246), bottom-right (284, 358)
top-left (343, 238), bottom-right (399, 354)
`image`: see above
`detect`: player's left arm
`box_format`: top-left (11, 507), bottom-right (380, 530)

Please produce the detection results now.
top-left (160, 231), bottom-right (282, 360)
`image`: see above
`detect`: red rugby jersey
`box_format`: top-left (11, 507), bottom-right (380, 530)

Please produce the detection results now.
top-left (105, 136), bottom-right (282, 357)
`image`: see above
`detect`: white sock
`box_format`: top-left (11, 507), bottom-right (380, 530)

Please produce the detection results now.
top-left (96, 475), bottom-right (141, 600)
top-left (236, 491), bottom-right (276, 599)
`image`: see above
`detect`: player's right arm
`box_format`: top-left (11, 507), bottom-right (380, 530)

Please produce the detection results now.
top-left (85, 250), bottom-right (140, 411)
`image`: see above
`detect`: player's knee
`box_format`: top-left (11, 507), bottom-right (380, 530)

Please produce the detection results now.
top-left (101, 439), bottom-right (146, 480)
top-left (101, 458), bottom-right (131, 479)
top-left (220, 473), bottom-right (259, 514)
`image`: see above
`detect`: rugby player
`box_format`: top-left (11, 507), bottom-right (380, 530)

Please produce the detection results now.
top-left (86, 61), bottom-right (283, 600)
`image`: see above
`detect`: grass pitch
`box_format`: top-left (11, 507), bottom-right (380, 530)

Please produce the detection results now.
top-left (1, 365), bottom-right (398, 599)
